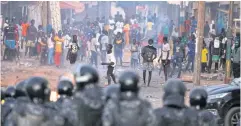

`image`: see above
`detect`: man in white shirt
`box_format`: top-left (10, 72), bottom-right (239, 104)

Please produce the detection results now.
top-left (100, 31), bottom-right (109, 63)
top-left (109, 16), bottom-right (115, 43)
top-left (101, 44), bottom-right (117, 85)
top-left (47, 34), bottom-right (54, 65)
top-left (114, 21), bottom-right (124, 35)
top-left (89, 34), bottom-right (99, 68)
top-left (62, 33), bottom-right (71, 67)
top-left (158, 37), bottom-right (171, 81)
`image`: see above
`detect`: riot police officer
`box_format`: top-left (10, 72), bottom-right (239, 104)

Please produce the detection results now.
top-left (1, 86), bottom-right (16, 125)
top-left (2, 81), bottom-right (29, 125)
top-left (103, 84), bottom-right (120, 102)
top-left (55, 77), bottom-right (74, 110)
top-left (102, 71), bottom-right (156, 126)
top-left (154, 79), bottom-right (198, 126)
top-left (4, 77), bottom-right (64, 126)
top-left (60, 64), bottom-right (104, 126)
top-left (189, 88), bottom-right (218, 126)
top-left (1, 88), bottom-right (6, 104)
top-left (15, 80), bottom-right (30, 104)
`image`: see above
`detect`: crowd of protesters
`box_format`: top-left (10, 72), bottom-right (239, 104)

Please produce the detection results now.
top-left (1, 11), bottom-right (240, 83)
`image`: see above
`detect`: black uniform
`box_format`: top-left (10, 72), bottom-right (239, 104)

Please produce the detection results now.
top-left (4, 77), bottom-right (64, 126)
top-left (60, 64), bottom-right (104, 126)
top-left (103, 84), bottom-right (120, 102)
top-left (102, 71), bottom-right (156, 126)
top-left (154, 79), bottom-right (198, 126)
top-left (1, 86), bottom-right (17, 125)
top-left (1, 88), bottom-right (5, 102)
top-left (189, 88), bottom-right (218, 126)
top-left (54, 78), bottom-right (74, 110)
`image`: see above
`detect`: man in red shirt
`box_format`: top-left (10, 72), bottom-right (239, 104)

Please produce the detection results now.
top-left (21, 19), bottom-right (29, 47)
top-left (158, 32), bottom-right (164, 45)
top-left (185, 19), bottom-right (191, 35)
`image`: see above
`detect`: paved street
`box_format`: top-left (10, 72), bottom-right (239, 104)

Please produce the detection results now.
top-left (1, 55), bottom-right (223, 108)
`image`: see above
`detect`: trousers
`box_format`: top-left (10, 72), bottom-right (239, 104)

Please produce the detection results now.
top-left (54, 52), bottom-right (61, 66)
top-left (48, 48), bottom-right (54, 65)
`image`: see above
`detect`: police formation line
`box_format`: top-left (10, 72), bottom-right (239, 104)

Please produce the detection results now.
top-left (1, 64), bottom-right (219, 126)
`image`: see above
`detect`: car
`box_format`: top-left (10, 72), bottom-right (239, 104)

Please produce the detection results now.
top-left (204, 78), bottom-right (240, 126)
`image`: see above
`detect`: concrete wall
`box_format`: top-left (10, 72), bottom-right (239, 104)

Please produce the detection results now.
top-left (49, 1), bottom-right (61, 32)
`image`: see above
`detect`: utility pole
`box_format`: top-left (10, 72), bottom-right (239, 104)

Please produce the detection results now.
top-left (193, 1), bottom-right (205, 85)
top-left (224, 1), bottom-right (234, 83)
top-left (41, 1), bottom-right (48, 29)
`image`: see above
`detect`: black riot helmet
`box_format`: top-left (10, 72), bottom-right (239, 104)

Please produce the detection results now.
top-left (57, 78), bottom-right (74, 97)
top-left (15, 80), bottom-right (27, 97)
top-left (119, 71), bottom-right (139, 93)
top-left (25, 77), bottom-right (50, 104)
top-left (1, 88), bottom-right (5, 100)
top-left (74, 64), bottom-right (99, 90)
top-left (163, 79), bottom-right (187, 108)
top-left (189, 88), bottom-right (208, 110)
top-left (104, 84), bottom-right (120, 102)
top-left (5, 86), bottom-right (17, 98)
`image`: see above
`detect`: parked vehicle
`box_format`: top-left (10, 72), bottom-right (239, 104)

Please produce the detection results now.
top-left (205, 78), bottom-right (240, 126)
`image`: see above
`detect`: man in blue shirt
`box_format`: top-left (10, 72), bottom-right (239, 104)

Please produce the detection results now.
top-left (185, 34), bottom-right (196, 72)
top-left (191, 16), bottom-right (197, 34)
top-left (170, 37), bottom-right (185, 78)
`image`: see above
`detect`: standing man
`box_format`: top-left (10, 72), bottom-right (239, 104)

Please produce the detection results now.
top-left (3, 19), bottom-right (16, 61)
top-left (191, 16), bottom-right (197, 34)
top-left (158, 37), bottom-right (171, 81)
top-left (185, 34), bottom-right (196, 72)
top-left (54, 30), bottom-right (64, 68)
top-left (47, 33), bottom-right (54, 65)
top-left (162, 23), bottom-right (169, 37)
top-left (114, 18), bottom-right (124, 35)
top-left (26, 19), bottom-right (37, 58)
top-left (171, 27), bottom-right (179, 55)
top-left (101, 44), bottom-right (117, 85)
top-left (37, 25), bottom-right (44, 59)
top-left (113, 32), bottom-right (124, 66)
top-left (68, 35), bottom-right (79, 65)
top-left (16, 19), bottom-right (22, 57)
top-left (231, 33), bottom-right (240, 78)
top-left (170, 37), bottom-right (185, 78)
top-left (89, 33), bottom-right (99, 68)
top-left (204, 21), bottom-right (210, 50)
top-left (204, 21), bottom-right (210, 39)
top-left (141, 39), bottom-right (157, 86)
top-left (169, 20), bottom-right (174, 37)
top-left (130, 39), bottom-right (139, 69)
top-left (100, 30), bottom-right (109, 64)
top-left (212, 36), bottom-right (221, 73)
top-left (62, 31), bottom-right (71, 67)
top-left (108, 16), bottom-right (115, 44)
top-left (21, 19), bottom-right (29, 50)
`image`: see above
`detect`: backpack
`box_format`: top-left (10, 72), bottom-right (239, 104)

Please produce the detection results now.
top-left (144, 46), bottom-right (155, 62)
top-left (214, 39), bottom-right (220, 48)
